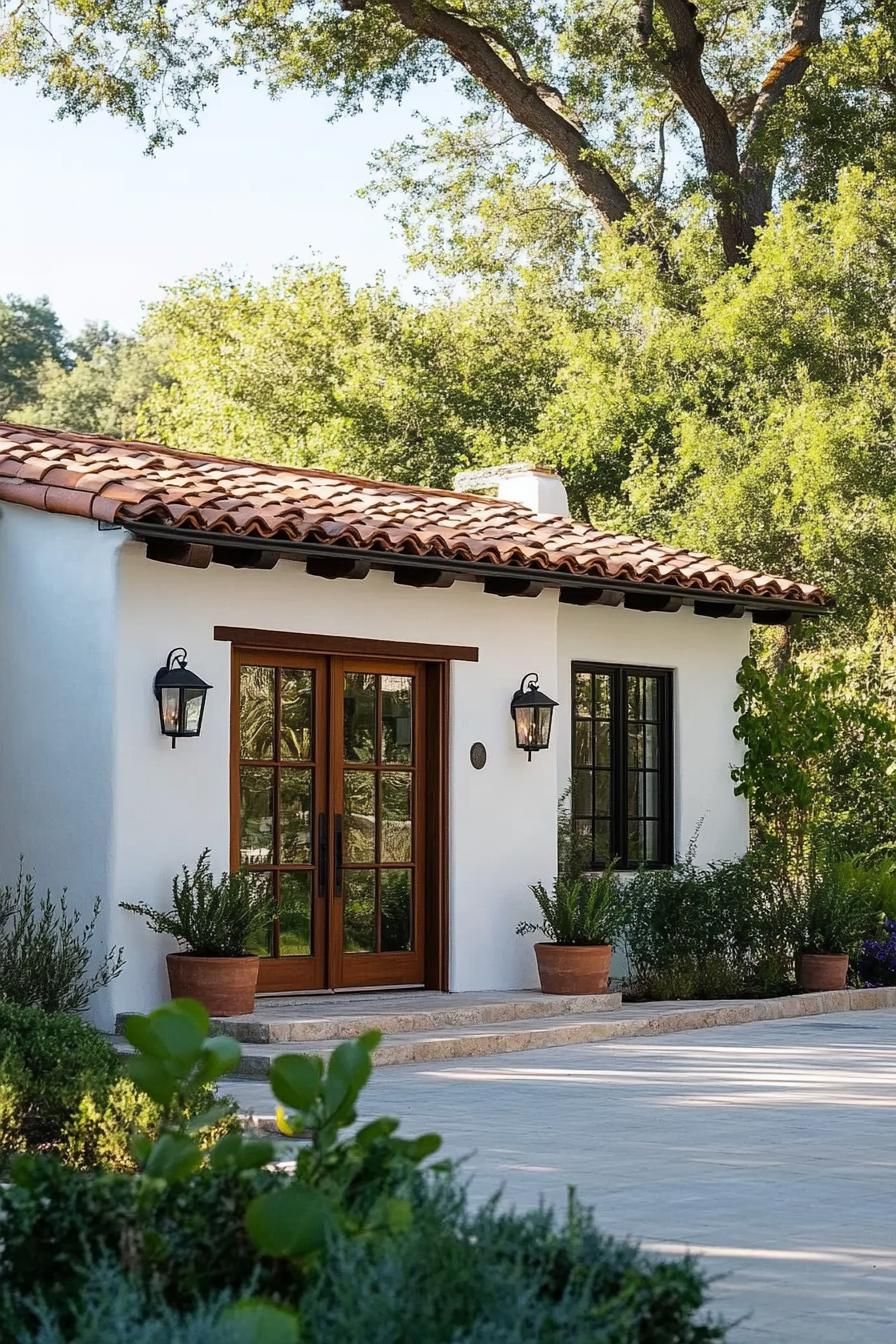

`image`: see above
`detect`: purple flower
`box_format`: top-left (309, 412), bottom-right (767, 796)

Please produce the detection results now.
top-left (859, 917), bottom-right (896, 987)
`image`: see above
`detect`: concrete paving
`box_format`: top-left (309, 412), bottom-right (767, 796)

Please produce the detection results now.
top-left (229, 1009), bottom-right (896, 1343)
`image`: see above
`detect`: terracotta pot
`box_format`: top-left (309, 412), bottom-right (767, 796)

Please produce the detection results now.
top-left (797, 951), bottom-right (849, 992)
top-left (534, 942), bottom-right (613, 995)
top-left (166, 952), bottom-right (259, 1017)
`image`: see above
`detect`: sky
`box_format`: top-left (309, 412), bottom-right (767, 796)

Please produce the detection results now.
top-left (0, 75), bottom-right (462, 337)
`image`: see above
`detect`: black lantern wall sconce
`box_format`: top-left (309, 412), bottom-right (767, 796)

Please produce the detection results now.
top-left (154, 648), bottom-right (212, 748)
top-left (510, 672), bottom-right (558, 761)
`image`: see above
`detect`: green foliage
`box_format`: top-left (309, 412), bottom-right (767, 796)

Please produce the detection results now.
top-left (14, 325), bottom-right (165, 438)
top-left (0, 863), bottom-right (124, 1014)
top-left (0, 1163), bottom-right (726, 1344)
top-left (0, 1158), bottom-right (294, 1336)
top-left (0, 294), bottom-right (66, 415)
top-left (623, 840), bottom-right (803, 998)
top-left (518, 786), bottom-right (625, 946)
top-left (1, 0), bottom-right (891, 272)
top-left (733, 651), bottom-right (896, 863)
top-left (137, 268), bottom-right (562, 488)
top-left (120, 850), bottom-right (275, 957)
top-left (123, 999), bottom-right (439, 1267)
top-left (13, 1261), bottom-right (245, 1344)
top-left (803, 863), bottom-right (882, 956)
top-left (0, 1003), bottom-right (119, 1160)
top-left (1, 998), bottom-right (725, 1342)
top-left (0, 1003), bottom-right (233, 1172)
top-left (517, 866), bottom-right (624, 947)
top-left (831, 855), bottom-right (896, 922)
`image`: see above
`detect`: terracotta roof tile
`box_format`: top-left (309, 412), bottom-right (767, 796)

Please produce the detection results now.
top-left (0, 420), bottom-right (830, 609)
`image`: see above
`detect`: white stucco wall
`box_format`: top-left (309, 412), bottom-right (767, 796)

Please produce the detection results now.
top-left (0, 503), bottom-right (753, 1028)
top-left (0, 505), bottom-right (121, 1025)
top-left (107, 540), bottom-right (561, 1022)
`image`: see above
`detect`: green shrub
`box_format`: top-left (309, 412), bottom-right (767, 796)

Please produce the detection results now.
top-left (12, 1262), bottom-right (238, 1344)
top-left (2, 1162), bottom-right (726, 1344)
top-left (0, 1159), bottom-right (290, 1324)
top-left (0, 864), bottom-right (123, 1013)
top-left (120, 849), bottom-right (275, 956)
top-left (623, 840), bottom-right (802, 999)
top-left (0, 1003), bottom-right (234, 1172)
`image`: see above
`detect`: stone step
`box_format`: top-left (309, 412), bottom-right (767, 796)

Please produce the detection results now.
top-left (119, 990), bottom-right (623, 1045)
top-left (191, 987), bottom-right (896, 1077)
top-left (110, 987), bottom-right (896, 1079)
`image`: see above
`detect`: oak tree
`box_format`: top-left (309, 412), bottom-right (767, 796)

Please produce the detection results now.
top-left (2, 0), bottom-right (895, 269)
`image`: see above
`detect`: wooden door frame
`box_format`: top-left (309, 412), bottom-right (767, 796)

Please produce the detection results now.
top-left (227, 637), bottom-right (451, 993)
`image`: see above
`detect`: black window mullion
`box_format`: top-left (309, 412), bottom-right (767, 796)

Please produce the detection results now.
top-left (661, 672), bottom-right (674, 864)
top-left (612, 670), bottom-right (626, 868)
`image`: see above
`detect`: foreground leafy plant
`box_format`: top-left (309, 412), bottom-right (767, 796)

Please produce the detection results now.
top-left (2, 1166), bottom-right (727, 1344)
top-left (122, 999), bottom-right (269, 1181)
top-left (119, 999), bottom-right (443, 1338)
top-left (3, 998), bottom-right (727, 1341)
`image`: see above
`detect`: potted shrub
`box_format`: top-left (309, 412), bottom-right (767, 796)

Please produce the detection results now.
top-left (798, 866), bottom-right (878, 992)
top-left (121, 850), bottom-right (274, 1016)
top-left (516, 865), bottom-right (623, 994)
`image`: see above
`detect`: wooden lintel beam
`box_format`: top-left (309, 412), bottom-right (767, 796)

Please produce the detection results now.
top-left (482, 577), bottom-right (544, 598)
top-left (304, 556), bottom-right (372, 581)
top-left (212, 545), bottom-right (279, 570)
top-left (559, 588), bottom-right (623, 607)
top-left (693, 600), bottom-right (743, 619)
top-left (392, 567), bottom-right (455, 589)
top-left (145, 539), bottom-right (213, 569)
top-left (623, 593), bottom-right (683, 613)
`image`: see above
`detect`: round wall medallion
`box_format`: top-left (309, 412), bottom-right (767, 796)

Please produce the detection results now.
top-left (470, 742), bottom-right (487, 770)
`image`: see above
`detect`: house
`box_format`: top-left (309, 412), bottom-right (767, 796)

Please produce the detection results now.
top-left (0, 421), bottom-right (830, 1029)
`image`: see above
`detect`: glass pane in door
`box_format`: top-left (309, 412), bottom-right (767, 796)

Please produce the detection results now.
top-left (237, 662), bottom-right (318, 965)
top-left (380, 870), bottom-right (412, 951)
top-left (342, 668), bottom-right (417, 958)
top-left (343, 870), bottom-right (376, 952)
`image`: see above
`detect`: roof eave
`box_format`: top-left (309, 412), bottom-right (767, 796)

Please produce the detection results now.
top-left (121, 521), bottom-right (833, 619)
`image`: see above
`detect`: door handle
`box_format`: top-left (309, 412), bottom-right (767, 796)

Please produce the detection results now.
top-left (334, 813), bottom-right (344, 898)
top-left (317, 813), bottom-right (328, 897)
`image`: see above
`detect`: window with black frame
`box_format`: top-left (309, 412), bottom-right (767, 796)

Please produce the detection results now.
top-left (572, 664), bottom-right (673, 869)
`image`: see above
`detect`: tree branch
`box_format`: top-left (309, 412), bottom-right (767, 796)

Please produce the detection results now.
top-left (353, 0), bottom-right (633, 226)
top-left (740, 0), bottom-right (826, 228)
top-left (649, 0), bottom-right (746, 263)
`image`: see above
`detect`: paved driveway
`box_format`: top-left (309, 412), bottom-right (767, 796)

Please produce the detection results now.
top-left (330, 1010), bottom-right (896, 1342)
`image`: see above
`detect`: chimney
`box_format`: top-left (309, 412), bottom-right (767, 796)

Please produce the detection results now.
top-left (453, 463), bottom-right (570, 518)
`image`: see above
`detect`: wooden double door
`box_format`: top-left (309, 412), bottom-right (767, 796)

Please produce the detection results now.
top-left (231, 649), bottom-right (428, 992)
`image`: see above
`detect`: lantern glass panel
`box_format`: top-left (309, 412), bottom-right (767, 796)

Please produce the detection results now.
top-left (513, 704), bottom-right (536, 751)
top-left (182, 687), bottom-right (205, 735)
top-left (160, 686), bottom-right (181, 736)
top-left (535, 703), bottom-right (554, 749)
